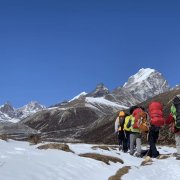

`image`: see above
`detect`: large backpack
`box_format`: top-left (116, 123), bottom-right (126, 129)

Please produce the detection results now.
top-left (118, 117), bottom-right (125, 126)
top-left (132, 108), bottom-right (149, 132)
top-left (148, 101), bottom-right (164, 127)
top-left (118, 116), bottom-right (125, 131)
top-left (173, 96), bottom-right (180, 129)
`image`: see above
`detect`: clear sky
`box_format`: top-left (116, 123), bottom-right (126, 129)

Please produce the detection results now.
top-left (0, 0), bottom-right (180, 107)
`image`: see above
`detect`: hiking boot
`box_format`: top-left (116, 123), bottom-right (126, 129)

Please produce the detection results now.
top-left (172, 153), bottom-right (180, 159)
top-left (152, 155), bottom-right (160, 158)
top-left (134, 153), bottom-right (141, 158)
top-left (172, 153), bottom-right (177, 157)
top-left (119, 145), bottom-right (122, 151)
top-left (129, 152), bottom-right (134, 156)
top-left (122, 149), bottom-right (128, 153)
top-left (152, 151), bottom-right (160, 158)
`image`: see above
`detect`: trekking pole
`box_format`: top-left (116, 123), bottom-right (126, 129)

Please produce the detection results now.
top-left (124, 130), bottom-right (127, 139)
top-left (146, 132), bottom-right (149, 142)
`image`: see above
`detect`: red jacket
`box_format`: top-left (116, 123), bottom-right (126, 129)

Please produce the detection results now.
top-left (166, 114), bottom-right (174, 125)
top-left (166, 114), bottom-right (180, 134)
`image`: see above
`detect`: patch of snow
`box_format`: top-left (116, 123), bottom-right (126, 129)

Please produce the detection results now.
top-left (86, 97), bottom-right (128, 109)
top-left (69, 92), bottom-right (87, 102)
top-left (123, 68), bottom-right (155, 87)
top-left (8, 118), bottom-right (20, 123)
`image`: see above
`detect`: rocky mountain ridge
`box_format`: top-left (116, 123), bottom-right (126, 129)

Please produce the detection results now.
top-left (0, 101), bottom-right (46, 123)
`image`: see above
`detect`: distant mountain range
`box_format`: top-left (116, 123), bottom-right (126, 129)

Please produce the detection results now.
top-left (0, 101), bottom-right (46, 123)
top-left (62, 68), bottom-right (170, 107)
top-left (1, 67), bottom-right (179, 144)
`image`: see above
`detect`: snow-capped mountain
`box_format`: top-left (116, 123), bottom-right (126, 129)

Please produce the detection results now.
top-left (172, 84), bottom-right (180, 90)
top-left (69, 92), bottom-right (87, 102)
top-left (10, 67), bottom-right (176, 143)
top-left (16, 101), bottom-right (46, 119)
top-left (55, 68), bottom-right (170, 108)
top-left (105, 68), bottom-right (170, 106)
top-left (122, 68), bottom-right (170, 102)
top-left (68, 68), bottom-right (170, 107)
top-left (1, 67), bottom-right (171, 135)
top-left (0, 101), bottom-right (46, 123)
top-left (0, 103), bottom-right (15, 118)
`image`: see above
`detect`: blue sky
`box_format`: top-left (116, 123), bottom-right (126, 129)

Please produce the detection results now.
top-left (0, 0), bottom-right (180, 107)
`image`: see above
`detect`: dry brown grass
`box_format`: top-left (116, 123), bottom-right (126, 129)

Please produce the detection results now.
top-left (92, 145), bottom-right (119, 151)
top-left (37, 143), bottom-right (74, 153)
top-left (169, 144), bottom-right (176, 148)
top-left (157, 154), bottom-right (171, 159)
top-left (28, 134), bottom-right (41, 145)
top-left (92, 145), bottom-right (110, 151)
top-left (141, 156), bottom-right (153, 166)
top-left (108, 145), bottom-right (119, 150)
top-left (0, 134), bottom-right (8, 141)
top-left (108, 166), bottom-right (131, 180)
top-left (79, 153), bottom-right (124, 165)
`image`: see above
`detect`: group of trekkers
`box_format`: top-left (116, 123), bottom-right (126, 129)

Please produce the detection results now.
top-left (115, 95), bottom-right (180, 160)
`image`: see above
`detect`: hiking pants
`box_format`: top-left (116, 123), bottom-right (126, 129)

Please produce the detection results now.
top-left (130, 132), bottom-right (141, 155)
top-left (118, 131), bottom-right (128, 152)
top-left (175, 134), bottom-right (180, 157)
top-left (124, 131), bottom-right (131, 150)
top-left (147, 130), bottom-right (159, 158)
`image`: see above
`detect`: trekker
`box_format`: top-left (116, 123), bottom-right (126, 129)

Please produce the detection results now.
top-left (147, 101), bottom-right (165, 158)
top-left (124, 114), bottom-right (132, 150)
top-left (166, 95), bottom-right (180, 160)
top-left (115, 111), bottom-right (128, 152)
top-left (147, 125), bottom-right (160, 158)
top-left (129, 106), bottom-right (142, 157)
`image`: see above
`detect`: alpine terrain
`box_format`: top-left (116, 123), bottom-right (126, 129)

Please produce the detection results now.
top-left (0, 68), bottom-right (174, 143)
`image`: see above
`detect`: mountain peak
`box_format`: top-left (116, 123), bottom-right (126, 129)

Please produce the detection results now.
top-left (69, 92), bottom-right (87, 102)
top-left (0, 101), bottom-right (46, 123)
top-left (122, 68), bottom-right (170, 102)
top-left (87, 83), bottom-right (109, 98)
top-left (123, 68), bottom-right (155, 87)
top-left (0, 102), bottom-right (14, 118)
top-left (20, 101), bottom-right (46, 112)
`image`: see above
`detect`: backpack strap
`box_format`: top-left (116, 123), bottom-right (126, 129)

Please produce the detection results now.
top-left (126, 116), bottom-right (132, 128)
top-left (171, 105), bottom-right (176, 120)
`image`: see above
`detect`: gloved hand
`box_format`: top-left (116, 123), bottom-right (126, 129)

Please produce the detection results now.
top-left (114, 131), bottom-right (118, 135)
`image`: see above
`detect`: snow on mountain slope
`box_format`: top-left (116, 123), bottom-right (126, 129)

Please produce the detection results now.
top-left (0, 140), bottom-right (179, 180)
top-left (16, 101), bottom-right (46, 119)
top-left (69, 92), bottom-right (87, 102)
top-left (0, 101), bottom-right (46, 123)
top-left (122, 68), bottom-right (170, 102)
top-left (69, 68), bottom-right (170, 108)
top-left (123, 68), bottom-right (155, 87)
top-left (0, 68), bottom-right (171, 123)
top-left (85, 97), bottom-right (128, 109)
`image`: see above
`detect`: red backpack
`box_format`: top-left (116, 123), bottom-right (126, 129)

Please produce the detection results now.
top-left (132, 108), bottom-right (148, 131)
top-left (148, 101), bottom-right (165, 127)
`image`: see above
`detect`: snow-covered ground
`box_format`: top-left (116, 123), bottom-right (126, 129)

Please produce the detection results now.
top-left (0, 140), bottom-right (179, 180)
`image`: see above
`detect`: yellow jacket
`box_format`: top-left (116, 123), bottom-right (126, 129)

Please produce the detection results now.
top-left (124, 115), bottom-right (132, 131)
